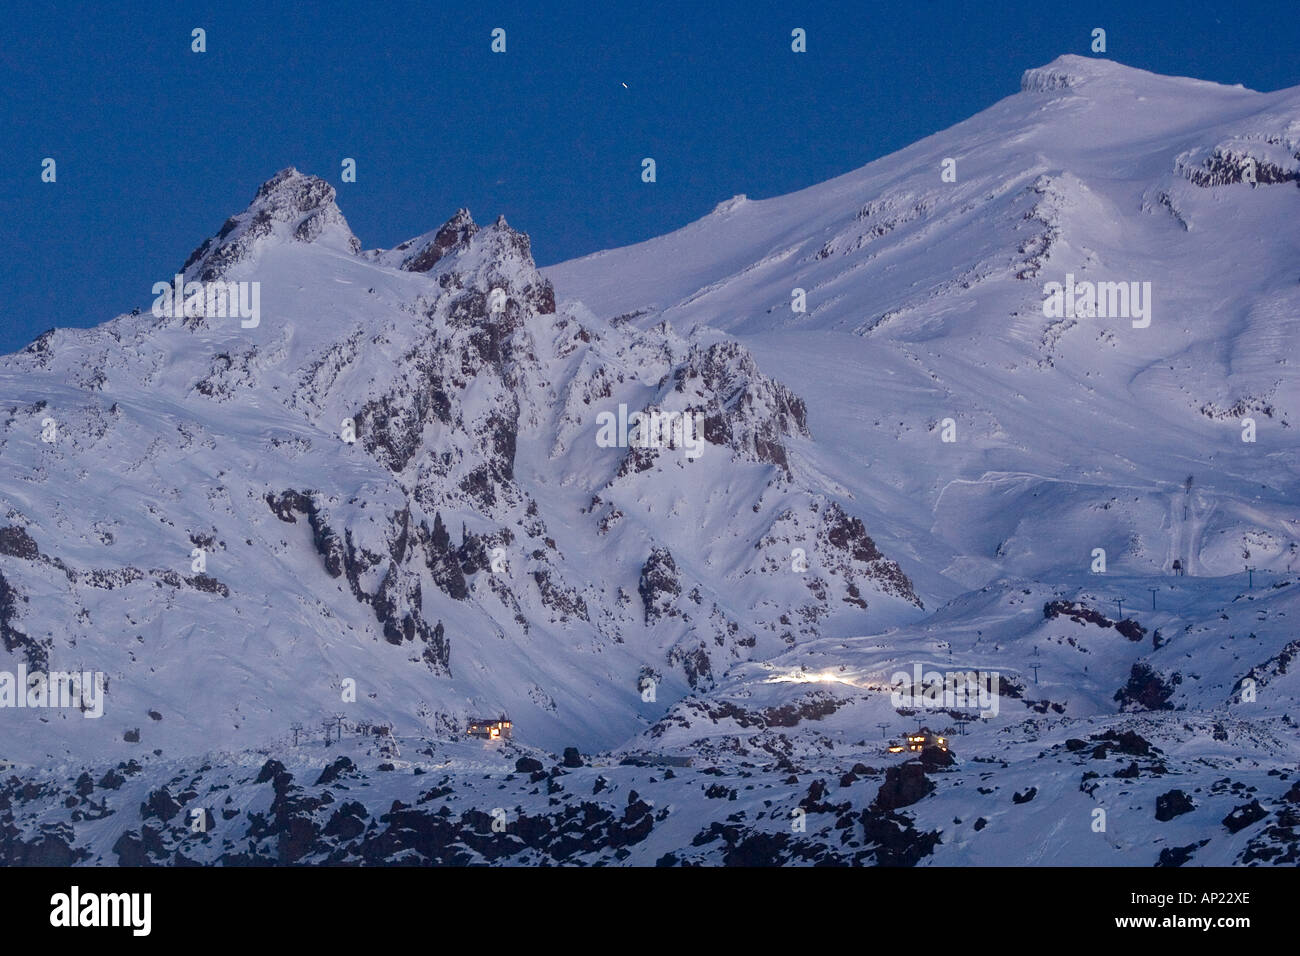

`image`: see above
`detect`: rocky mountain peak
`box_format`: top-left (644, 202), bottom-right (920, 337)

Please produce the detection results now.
top-left (181, 167), bottom-right (361, 281)
top-left (386, 207), bottom-right (479, 273)
top-left (370, 208), bottom-right (555, 317)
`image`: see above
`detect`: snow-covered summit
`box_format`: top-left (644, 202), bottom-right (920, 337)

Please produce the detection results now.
top-left (1018, 53), bottom-right (1254, 95)
top-left (182, 167), bottom-right (362, 283)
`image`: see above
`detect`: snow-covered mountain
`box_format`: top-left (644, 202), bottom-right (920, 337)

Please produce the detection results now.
top-left (1, 56), bottom-right (1297, 866)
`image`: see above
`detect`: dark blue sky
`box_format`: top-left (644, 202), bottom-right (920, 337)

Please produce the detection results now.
top-left (2, 1), bottom-right (1297, 354)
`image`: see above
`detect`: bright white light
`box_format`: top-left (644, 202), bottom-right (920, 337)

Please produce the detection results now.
top-left (763, 667), bottom-right (857, 686)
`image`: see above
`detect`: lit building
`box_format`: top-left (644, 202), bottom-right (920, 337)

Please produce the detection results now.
top-left (888, 728), bottom-right (949, 753)
top-left (467, 717), bottom-right (512, 740)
